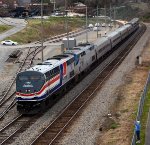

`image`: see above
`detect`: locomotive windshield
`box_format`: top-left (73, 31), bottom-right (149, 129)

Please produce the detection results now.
top-left (16, 71), bottom-right (45, 94)
top-left (18, 75), bottom-right (42, 81)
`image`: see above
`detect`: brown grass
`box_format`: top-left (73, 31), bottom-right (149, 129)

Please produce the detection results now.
top-left (6, 17), bottom-right (86, 44)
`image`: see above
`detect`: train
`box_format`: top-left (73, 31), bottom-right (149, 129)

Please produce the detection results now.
top-left (16, 18), bottom-right (139, 114)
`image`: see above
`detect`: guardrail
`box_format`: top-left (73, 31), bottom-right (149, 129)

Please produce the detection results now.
top-left (131, 72), bottom-right (150, 145)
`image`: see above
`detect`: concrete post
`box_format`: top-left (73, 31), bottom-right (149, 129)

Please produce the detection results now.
top-left (61, 43), bottom-right (65, 53)
top-left (139, 56), bottom-right (142, 65)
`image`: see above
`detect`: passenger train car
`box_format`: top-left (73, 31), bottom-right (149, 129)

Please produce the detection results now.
top-left (16, 18), bottom-right (139, 114)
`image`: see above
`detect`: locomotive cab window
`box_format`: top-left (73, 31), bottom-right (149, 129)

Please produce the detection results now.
top-left (18, 76), bottom-right (29, 81)
top-left (30, 76), bottom-right (41, 80)
top-left (45, 72), bottom-right (50, 81)
top-left (46, 66), bottom-right (60, 80)
top-left (80, 51), bottom-right (86, 57)
top-left (18, 75), bottom-right (43, 81)
top-left (67, 58), bottom-right (74, 65)
top-left (89, 46), bottom-right (94, 51)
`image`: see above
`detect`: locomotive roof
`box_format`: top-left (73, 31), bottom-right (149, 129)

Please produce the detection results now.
top-left (116, 24), bottom-right (131, 32)
top-left (94, 36), bottom-right (109, 46)
top-left (65, 43), bottom-right (94, 55)
top-left (106, 30), bottom-right (121, 38)
top-left (74, 43), bottom-right (94, 51)
top-left (27, 54), bottom-right (73, 73)
top-left (78, 42), bottom-right (94, 47)
top-left (65, 43), bottom-right (94, 53)
top-left (126, 18), bottom-right (139, 25)
top-left (65, 49), bottom-right (84, 55)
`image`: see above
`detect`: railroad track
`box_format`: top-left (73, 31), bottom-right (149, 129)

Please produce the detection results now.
top-left (0, 46), bottom-right (45, 119)
top-left (29, 24), bottom-right (146, 145)
top-left (0, 113), bottom-right (44, 145)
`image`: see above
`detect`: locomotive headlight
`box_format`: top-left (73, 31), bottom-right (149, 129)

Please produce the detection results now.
top-left (26, 89), bottom-right (31, 93)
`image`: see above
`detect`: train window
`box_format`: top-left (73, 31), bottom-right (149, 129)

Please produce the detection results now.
top-left (73, 47), bottom-right (81, 50)
top-left (99, 46), bottom-right (105, 53)
top-left (67, 60), bottom-right (70, 65)
top-left (45, 72), bottom-right (50, 81)
top-left (30, 76), bottom-right (41, 80)
top-left (49, 66), bottom-right (60, 78)
top-left (53, 66), bottom-right (60, 74)
top-left (113, 36), bottom-right (120, 43)
top-left (74, 54), bottom-right (79, 66)
top-left (80, 51), bottom-right (86, 57)
top-left (71, 58), bottom-right (74, 63)
top-left (70, 70), bottom-right (74, 78)
top-left (67, 58), bottom-right (74, 65)
top-left (18, 76), bottom-right (29, 81)
top-left (92, 55), bottom-right (95, 61)
top-left (50, 70), bottom-right (53, 75)
top-left (89, 46), bottom-right (94, 51)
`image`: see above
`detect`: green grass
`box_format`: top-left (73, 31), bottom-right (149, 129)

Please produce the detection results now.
top-left (0, 25), bottom-right (12, 34)
top-left (140, 88), bottom-right (150, 145)
top-left (110, 122), bottom-right (119, 129)
top-left (141, 13), bottom-right (150, 22)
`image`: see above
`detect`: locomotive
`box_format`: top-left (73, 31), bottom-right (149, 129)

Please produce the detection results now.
top-left (16, 18), bottom-right (139, 114)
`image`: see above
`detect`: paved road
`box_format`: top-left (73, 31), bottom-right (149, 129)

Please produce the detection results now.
top-left (0, 17), bottom-right (26, 41)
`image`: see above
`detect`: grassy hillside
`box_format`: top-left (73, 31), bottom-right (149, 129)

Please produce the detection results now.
top-left (6, 17), bottom-right (87, 44)
top-left (6, 16), bottom-right (101, 44)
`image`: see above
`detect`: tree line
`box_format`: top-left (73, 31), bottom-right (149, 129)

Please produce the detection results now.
top-left (55, 0), bottom-right (128, 8)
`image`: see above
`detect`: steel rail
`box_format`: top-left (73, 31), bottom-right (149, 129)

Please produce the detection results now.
top-left (0, 113), bottom-right (44, 145)
top-left (0, 46), bottom-right (41, 118)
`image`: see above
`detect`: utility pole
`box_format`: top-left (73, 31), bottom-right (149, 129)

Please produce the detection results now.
top-left (65, 0), bottom-right (69, 49)
top-left (110, 2), bottom-right (112, 28)
top-left (113, 7), bottom-right (116, 28)
top-left (41, 0), bottom-right (44, 62)
top-left (105, 5), bottom-right (107, 33)
top-left (50, 0), bottom-right (56, 12)
top-left (96, 5), bottom-right (98, 38)
top-left (53, 0), bottom-right (56, 11)
top-left (66, 10), bottom-right (69, 49)
top-left (65, 0), bottom-right (67, 10)
top-left (86, 6), bottom-right (88, 43)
